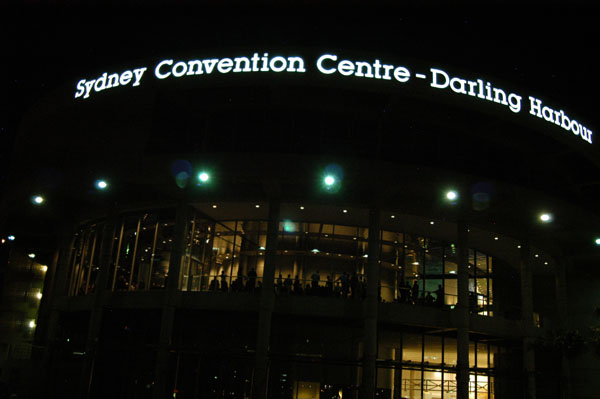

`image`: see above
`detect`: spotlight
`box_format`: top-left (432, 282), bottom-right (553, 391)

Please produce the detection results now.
top-left (197, 172), bottom-right (210, 183)
top-left (321, 164), bottom-right (343, 193)
top-left (446, 190), bottom-right (458, 201)
top-left (95, 180), bottom-right (108, 190)
top-left (32, 195), bottom-right (44, 205)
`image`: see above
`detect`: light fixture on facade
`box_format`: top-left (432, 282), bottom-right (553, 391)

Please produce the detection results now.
top-left (255, 204), bottom-right (260, 208)
top-left (28, 320), bottom-right (36, 329)
top-left (95, 179), bottom-right (108, 190)
top-left (41, 265), bottom-right (48, 272)
top-left (28, 253), bottom-right (36, 259)
top-left (446, 190), bottom-right (458, 201)
top-left (595, 238), bottom-right (600, 246)
top-left (539, 213), bottom-right (553, 223)
top-left (342, 209), bottom-right (348, 213)
top-left (8, 235), bottom-right (15, 241)
top-left (197, 172), bottom-right (210, 183)
top-left (32, 195), bottom-right (44, 205)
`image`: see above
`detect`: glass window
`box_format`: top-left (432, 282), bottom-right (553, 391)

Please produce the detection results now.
top-left (424, 335), bottom-right (442, 365)
top-left (423, 370), bottom-right (443, 399)
top-left (476, 252), bottom-right (488, 275)
top-left (477, 342), bottom-right (489, 369)
top-left (111, 214), bottom-right (139, 291)
top-left (443, 337), bottom-right (457, 367)
top-left (401, 369), bottom-right (422, 399)
top-left (489, 346), bottom-right (498, 369)
top-left (402, 334), bottom-right (423, 363)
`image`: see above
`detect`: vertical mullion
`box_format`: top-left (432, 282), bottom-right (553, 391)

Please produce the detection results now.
top-left (84, 229), bottom-right (98, 294)
top-left (186, 213), bottom-right (196, 291)
top-left (111, 221), bottom-right (125, 291)
top-left (147, 219), bottom-right (160, 290)
top-left (421, 333), bottom-right (425, 398)
top-left (128, 217), bottom-right (142, 288)
top-left (228, 220), bottom-right (238, 290)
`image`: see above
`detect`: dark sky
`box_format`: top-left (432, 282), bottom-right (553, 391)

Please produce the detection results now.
top-left (4, 5), bottom-right (599, 174)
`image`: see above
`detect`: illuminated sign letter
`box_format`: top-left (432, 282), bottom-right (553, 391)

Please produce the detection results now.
top-left (317, 54), bottom-right (337, 74)
top-left (430, 68), bottom-right (449, 89)
top-left (155, 59), bottom-right (173, 79)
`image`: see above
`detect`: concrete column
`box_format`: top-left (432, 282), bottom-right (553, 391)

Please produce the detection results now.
top-left (154, 200), bottom-right (189, 399)
top-left (555, 259), bottom-right (570, 399)
top-left (456, 220), bottom-right (470, 399)
top-left (520, 242), bottom-right (536, 399)
top-left (80, 216), bottom-right (118, 398)
top-left (253, 198), bottom-right (280, 399)
top-left (362, 207), bottom-right (381, 399)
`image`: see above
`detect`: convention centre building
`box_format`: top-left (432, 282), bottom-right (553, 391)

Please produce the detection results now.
top-left (3, 46), bottom-right (600, 399)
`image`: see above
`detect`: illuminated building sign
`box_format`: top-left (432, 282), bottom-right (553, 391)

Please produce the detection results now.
top-left (73, 52), bottom-right (593, 145)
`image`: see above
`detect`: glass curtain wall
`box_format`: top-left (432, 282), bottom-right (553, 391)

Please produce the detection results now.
top-left (67, 208), bottom-right (176, 295)
top-left (382, 234), bottom-right (493, 316)
top-left (378, 332), bottom-right (498, 399)
top-left (67, 223), bottom-right (104, 296)
top-left (67, 211), bottom-right (495, 313)
top-left (107, 209), bottom-right (176, 291)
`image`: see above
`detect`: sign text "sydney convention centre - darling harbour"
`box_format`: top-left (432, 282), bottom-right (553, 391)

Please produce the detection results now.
top-left (74, 52), bottom-right (593, 145)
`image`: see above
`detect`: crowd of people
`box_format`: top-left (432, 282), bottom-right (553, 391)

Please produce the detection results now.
top-left (205, 270), bottom-right (448, 307)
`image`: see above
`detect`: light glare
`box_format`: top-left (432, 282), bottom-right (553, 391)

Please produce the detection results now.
top-left (446, 190), bottom-right (458, 201)
top-left (33, 196), bottom-right (44, 204)
top-left (539, 213), bottom-right (553, 223)
top-left (324, 175), bottom-right (335, 186)
top-left (95, 180), bottom-right (108, 189)
top-left (198, 172), bottom-right (209, 182)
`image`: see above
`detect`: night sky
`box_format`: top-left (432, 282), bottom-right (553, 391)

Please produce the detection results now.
top-left (4, 5), bottom-right (599, 189)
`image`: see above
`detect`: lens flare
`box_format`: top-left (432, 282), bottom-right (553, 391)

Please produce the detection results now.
top-left (170, 160), bottom-right (193, 189)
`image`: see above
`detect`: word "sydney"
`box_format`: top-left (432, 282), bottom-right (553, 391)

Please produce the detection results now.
top-left (74, 67), bottom-right (147, 99)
